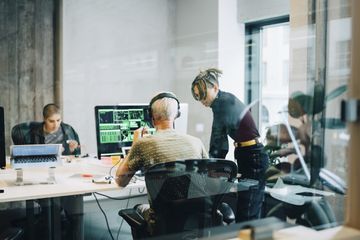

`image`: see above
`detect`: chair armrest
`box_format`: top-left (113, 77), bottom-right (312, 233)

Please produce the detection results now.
top-left (219, 202), bottom-right (235, 224)
top-left (0, 227), bottom-right (24, 240)
top-left (118, 208), bottom-right (147, 229)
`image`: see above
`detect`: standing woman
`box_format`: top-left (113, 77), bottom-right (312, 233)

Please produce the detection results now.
top-left (191, 68), bottom-right (269, 222)
top-left (31, 103), bottom-right (80, 155)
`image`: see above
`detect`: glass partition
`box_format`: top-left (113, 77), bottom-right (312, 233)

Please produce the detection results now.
top-left (0, 0), bottom-right (354, 239)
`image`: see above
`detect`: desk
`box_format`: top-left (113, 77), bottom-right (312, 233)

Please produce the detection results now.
top-left (0, 157), bottom-right (146, 239)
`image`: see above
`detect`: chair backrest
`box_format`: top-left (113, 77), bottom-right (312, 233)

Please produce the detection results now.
top-left (144, 158), bottom-right (237, 236)
top-left (11, 122), bottom-right (42, 145)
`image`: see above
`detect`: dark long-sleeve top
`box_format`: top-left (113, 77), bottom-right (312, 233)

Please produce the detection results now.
top-left (209, 90), bottom-right (260, 158)
top-left (12, 121), bottom-right (81, 155)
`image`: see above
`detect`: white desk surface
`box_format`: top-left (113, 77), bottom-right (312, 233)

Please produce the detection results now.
top-left (0, 157), bottom-right (145, 203)
top-left (273, 225), bottom-right (360, 240)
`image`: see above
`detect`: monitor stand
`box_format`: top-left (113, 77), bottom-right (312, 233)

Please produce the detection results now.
top-left (15, 167), bottom-right (57, 186)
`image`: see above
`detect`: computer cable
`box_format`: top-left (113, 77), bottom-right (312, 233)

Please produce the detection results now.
top-left (93, 193), bottom-right (115, 240)
top-left (93, 190), bottom-right (147, 240)
top-left (108, 159), bottom-right (121, 178)
top-left (137, 187), bottom-right (146, 194)
top-left (94, 191), bottom-right (147, 201)
top-left (116, 188), bottom-right (132, 240)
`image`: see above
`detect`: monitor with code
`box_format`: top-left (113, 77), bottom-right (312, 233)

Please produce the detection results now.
top-left (94, 105), bottom-right (154, 159)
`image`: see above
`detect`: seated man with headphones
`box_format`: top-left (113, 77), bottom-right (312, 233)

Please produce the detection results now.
top-left (116, 91), bottom-right (208, 235)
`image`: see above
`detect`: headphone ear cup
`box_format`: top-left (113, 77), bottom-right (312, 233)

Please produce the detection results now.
top-left (176, 110), bottom-right (181, 118)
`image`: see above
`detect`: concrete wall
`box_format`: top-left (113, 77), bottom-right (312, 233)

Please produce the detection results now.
top-left (0, 0), bottom-right (56, 154)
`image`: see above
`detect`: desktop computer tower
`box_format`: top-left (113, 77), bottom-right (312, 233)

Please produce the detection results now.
top-left (0, 106), bottom-right (5, 169)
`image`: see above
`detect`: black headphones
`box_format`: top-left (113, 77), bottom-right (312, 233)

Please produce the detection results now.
top-left (149, 92), bottom-right (181, 119)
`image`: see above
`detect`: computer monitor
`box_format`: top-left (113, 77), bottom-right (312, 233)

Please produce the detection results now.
top-left (0, 106), bottom-right (5, 169)
top-left (94, 105), bottom-right (153, 159)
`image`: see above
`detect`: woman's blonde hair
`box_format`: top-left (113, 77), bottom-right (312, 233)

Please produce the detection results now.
top-left (43, 103), bottom-right (61, 119)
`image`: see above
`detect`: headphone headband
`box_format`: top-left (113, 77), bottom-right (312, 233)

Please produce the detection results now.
top-left (149, 92), bottom-right (179, 108)
top-left (149, 92), bottom-right (181, 119)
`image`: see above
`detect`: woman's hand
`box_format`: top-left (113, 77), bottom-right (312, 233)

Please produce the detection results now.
top-left (67, 140), bottom-right (79, 153)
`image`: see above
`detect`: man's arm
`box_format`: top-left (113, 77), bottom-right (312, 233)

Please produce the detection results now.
top-left (115, 157), bottom-right (135, 187)
top-left (209, 117), bottom-right (229, 158)
top-left (115, 127), bottom-right (145, 187)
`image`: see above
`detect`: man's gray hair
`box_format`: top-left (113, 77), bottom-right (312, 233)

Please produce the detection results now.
top-left (151, 97), bottom-right (178, 121)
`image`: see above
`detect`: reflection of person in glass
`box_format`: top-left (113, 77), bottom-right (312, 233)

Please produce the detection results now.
top-left (191, 68), bottom-right (269, 222)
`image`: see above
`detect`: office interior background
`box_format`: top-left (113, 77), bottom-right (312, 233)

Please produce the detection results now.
top-left (1, 0), bottom-right (359, 239)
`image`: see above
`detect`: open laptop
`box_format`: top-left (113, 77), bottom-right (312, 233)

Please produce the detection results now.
top-left (10, 144), bottom-right (62, 169)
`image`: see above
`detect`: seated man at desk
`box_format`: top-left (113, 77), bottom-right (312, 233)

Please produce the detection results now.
top-left (12, 103), bottom-right (80, 155)
top-left (116, 91), bottom-right (208, 234)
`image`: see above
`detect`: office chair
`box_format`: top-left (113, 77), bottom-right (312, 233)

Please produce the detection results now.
top-left (10, 122), bottom-right (68, 237)
top-left (0, 227), bottom-right (24, 240)
top-left (11, 121), bottom-right (42, 145)
top-left (119, 158), bottom-right (237, 239)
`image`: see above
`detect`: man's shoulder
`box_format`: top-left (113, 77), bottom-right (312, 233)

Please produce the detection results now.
top-left (143, 132), bottom-right (201, 143)
top-left (220, 90), bottom-right (239, 101)
top-left (133, 136), bottom-right (156, 147)
top-left (218, 91), bottom-right (245, 109)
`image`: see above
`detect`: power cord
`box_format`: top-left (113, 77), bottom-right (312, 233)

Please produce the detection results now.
top-left (93, 193), bottom-right (115, 240)
top-left (108, 159), bottom-right (121, 178)
top-left (138, 187), bottom-right (146, 194)
top-left (93, 191), bottom-right (147, 239)
top-left (116, 188), bottom-right (132, 240)
top-left (94, 191), bottom-right (147, 201)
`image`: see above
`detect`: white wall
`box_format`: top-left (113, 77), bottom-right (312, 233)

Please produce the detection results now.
top-left (63, 0), bottom-right (176, 154)
top-left (173, 0), bottom-right (218, 148)
top-left (217, 0), bottom-right (289, 158)
top-left (238, 0), bottom-right (289, 22)
top-left (62, 0), bottom-right (289, 157)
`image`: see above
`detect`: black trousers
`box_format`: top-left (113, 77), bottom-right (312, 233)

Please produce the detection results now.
top-left (234, 143), bottom-right (269, 222)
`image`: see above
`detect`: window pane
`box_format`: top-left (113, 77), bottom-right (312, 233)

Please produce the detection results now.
top-left (260, 24), bottom-right (290, 138)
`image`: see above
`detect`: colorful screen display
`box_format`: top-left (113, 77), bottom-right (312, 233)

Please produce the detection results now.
top-left (95, 105), bottom-right (153, 159)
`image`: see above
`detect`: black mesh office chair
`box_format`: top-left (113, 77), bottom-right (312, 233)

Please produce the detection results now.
top-left (119, 159), bottom-right (237, 239)
top-left (0, 227), bottom-right (24, 240)
top-left (10, 122), bottom-right (62, 238)
top-left (11, 122), bottom-right (42, 145)
top-left (0, 122), bottom-right (38, 239)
